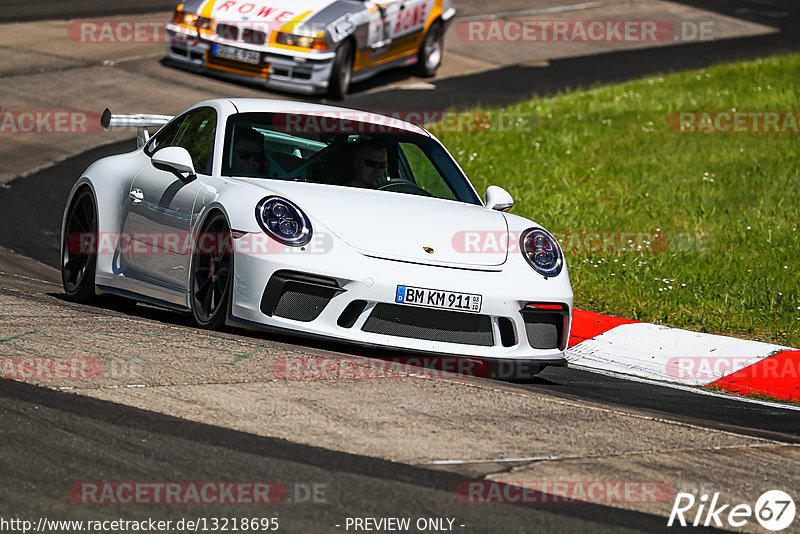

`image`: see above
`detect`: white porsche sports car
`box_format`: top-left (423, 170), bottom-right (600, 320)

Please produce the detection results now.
top-left (61, 99), bottom-right (572, 372)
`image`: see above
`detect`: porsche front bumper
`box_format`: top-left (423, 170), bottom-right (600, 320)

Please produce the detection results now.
top-left (229, 238), bottom-right (573, 366)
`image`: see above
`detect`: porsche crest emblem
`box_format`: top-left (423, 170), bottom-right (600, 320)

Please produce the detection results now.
top-left (423, 247), bottom-right (434, 254)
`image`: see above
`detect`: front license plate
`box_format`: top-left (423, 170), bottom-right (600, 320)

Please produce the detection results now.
top-left (395, 285), bottom-right (482, 313)
top-left (212, 43), bottom-right (261, 64)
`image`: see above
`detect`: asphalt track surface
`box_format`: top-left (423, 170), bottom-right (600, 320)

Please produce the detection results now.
top-left (349, 0), bottom-right (800, 111)
top-left (0, 0), bottom-right (179, 22)
top-left (1, 379), bottom-right (728, 534)
top-left (1, 0), bottom-right (799, 532)
top-left (1, 0), bottom-right (798, 433)
top-left (2, 138), bottom-right (799, 442)
top-left (4, 0), bottom-right (800, 109)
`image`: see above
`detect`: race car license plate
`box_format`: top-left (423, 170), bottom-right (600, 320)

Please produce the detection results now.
top-left (213, 44), bottom-right (261, 64)
top-left (395, 285), bottom-right (482, 313)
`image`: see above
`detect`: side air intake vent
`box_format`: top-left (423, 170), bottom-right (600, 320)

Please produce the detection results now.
top-left (520, 304), bottom-right (569, 350)
top-left (261, 271), bottom-right (343, 322)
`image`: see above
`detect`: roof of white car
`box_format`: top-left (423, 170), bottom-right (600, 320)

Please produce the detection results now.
top-left (224, 98), bottom-right (429, 136)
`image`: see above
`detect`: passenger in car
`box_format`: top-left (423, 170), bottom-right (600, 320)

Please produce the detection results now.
top-left (231, 127), bottom-right (269, 177)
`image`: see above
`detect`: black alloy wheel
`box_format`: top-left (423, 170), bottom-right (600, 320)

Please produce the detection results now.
top-left (190, 212), bottom-right (233, 330)
top-left (62, 188), bottom-right (98, 302)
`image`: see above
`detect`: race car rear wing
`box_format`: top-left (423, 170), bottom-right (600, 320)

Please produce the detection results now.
top-left (100, 108), bottom-right (174, 148)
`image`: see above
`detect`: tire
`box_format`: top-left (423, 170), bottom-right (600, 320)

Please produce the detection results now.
top-left (328, 40), bottom-right (353, 100)
top-left (62, 188), bottom-right (98, 302)
top-left (190, 211), bottom-right (233, 330)
top-left (415, 21), bottom-right (443, 78)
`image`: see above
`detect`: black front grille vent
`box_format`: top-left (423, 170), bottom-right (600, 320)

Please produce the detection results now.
top-left (261, 271), bottom-right (343, 322)
top-left (362, 303), bottom-right (494, 346)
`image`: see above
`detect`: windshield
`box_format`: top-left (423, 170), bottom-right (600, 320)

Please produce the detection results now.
top-left (222, 112), bottom-right (481, 205)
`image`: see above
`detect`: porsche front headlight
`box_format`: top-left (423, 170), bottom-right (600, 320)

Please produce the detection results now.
top-left (256, 196), bottom-right (312, 246)
top-left (520, 228), bottom-right (563, 277)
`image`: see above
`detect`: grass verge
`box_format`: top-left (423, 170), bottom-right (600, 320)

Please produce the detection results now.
top-left (432, 53), bottom-right (800, 347)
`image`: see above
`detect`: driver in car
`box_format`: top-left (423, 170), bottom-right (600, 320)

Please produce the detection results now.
top-left (349, 141), bottom-right (388, 189)
top-left (231, 127), bottom-right (268, 177)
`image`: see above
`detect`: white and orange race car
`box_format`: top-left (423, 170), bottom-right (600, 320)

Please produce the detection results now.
top-left (164, 0), bottom-right (455, 98)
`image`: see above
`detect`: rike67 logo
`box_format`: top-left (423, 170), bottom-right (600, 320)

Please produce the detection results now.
top-left (668, 490), bottom-right (796, 531)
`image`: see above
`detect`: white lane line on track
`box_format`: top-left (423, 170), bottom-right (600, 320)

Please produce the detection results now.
top-left (101, 52), bottom-right (163, 66)
top-left (448, 379), bottom-right (793, 442)
top-left (569, 363), bottom-right (800, 412)
top-left (0, 270), bottom-right (59, 286)
top-left (431, 456), bottom-right (558, 465)
top-left (453, 1), bottom-right (616, 22)
top-left (425, 443), bottom-right (800, 467)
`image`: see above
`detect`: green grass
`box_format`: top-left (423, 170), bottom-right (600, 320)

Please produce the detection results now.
top-left (431, 53), bottom-right (800, 347)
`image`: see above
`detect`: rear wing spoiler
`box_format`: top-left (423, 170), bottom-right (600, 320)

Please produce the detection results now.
top-left (100, 108), bottom-right (173, 148)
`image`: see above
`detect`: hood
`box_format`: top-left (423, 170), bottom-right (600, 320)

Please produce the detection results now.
top-left (239, 180), bottom-right (509, 268)
top-left (201, 0), bottom-right (334, 24)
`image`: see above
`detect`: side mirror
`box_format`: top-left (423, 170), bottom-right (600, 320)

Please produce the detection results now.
top-left (485, 185), bottom-right (514, 212)
top-left (152, 147), bottom-right (196, 181)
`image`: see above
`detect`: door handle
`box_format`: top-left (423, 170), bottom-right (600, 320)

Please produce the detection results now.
top-left (129, 189), bottom-right (144, 204)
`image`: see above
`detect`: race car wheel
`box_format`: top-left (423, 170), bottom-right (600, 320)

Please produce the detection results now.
top-left (190, 212), bottom-right (233, 330)
top-left (328, 40), bottom-right (353, 100)
top-left (62, 188), bottom-right (98, 302)
top-left (416, 21), bottom-right (442, 77)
